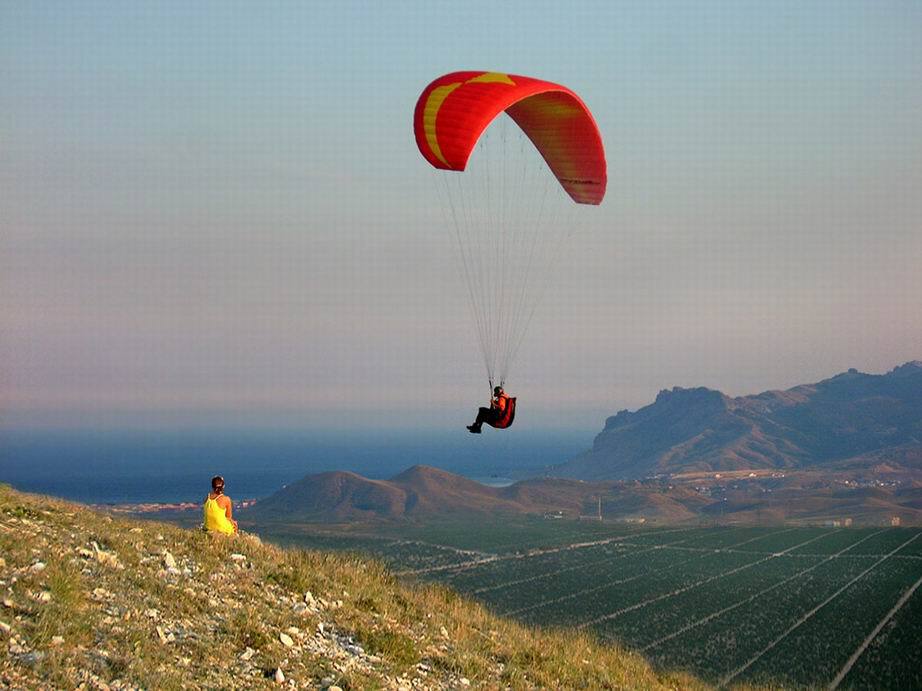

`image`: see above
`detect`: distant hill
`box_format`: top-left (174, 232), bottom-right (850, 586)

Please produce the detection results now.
top-left (557, 361), bottom-right (922, 481)
top-left (243, 463), bottom-right (922, 526)
top-left (244, 465), bottom-right (709, 524)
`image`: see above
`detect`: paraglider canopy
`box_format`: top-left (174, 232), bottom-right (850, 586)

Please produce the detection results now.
top-left (414, 71), bottom-right (607, 205)
top-left (414, 70), bottom-right (607, 389)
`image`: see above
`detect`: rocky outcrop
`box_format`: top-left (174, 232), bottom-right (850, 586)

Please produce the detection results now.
top-left (558, 362), bottom-right (922, 480)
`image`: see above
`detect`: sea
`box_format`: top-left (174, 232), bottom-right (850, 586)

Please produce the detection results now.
top-left (0, 427), bottom-right (594, 505)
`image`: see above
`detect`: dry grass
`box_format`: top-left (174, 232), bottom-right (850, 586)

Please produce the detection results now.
top-left (0, 484), bottom-right (710, 689)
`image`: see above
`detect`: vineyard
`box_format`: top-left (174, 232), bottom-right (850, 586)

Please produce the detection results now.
top-left (264, 519), bottom-right (922, 688)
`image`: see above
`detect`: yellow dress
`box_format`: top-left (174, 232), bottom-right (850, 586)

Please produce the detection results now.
top-left (203, 496), bottom-right (235, 535)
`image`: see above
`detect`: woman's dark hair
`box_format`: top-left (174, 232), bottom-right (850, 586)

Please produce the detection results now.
top-left (211, 475), bottom-right (225, 494)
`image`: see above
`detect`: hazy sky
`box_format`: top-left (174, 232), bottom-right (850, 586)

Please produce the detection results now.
top-left (3, 1), bottom-right (921, 430)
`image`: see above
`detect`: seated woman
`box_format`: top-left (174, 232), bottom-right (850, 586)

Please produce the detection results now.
top-left (203, 475), bottom-right (238, 535)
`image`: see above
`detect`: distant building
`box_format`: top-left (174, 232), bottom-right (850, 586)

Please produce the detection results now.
top-left (844, 518), bottom-right (853, 527)
top-left (823, 520), bottom-right (841, 528)
top-left (891, 516), bottom-right (901, 527)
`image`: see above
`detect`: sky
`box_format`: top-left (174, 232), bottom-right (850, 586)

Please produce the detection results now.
top-left (2, 1), bottom-right (921, 431)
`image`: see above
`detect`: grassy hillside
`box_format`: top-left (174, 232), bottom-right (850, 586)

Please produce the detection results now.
top-left (0, 484), bottom-right (706, 689)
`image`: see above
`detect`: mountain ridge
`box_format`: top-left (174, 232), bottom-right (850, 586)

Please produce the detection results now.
top-left (557, 361), bottom-right (922, 481)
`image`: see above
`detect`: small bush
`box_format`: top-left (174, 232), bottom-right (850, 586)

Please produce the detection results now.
top-left (358, 627), bottom-right (418, 668)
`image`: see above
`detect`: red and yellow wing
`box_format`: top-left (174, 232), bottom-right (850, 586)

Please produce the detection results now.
top-left (413, 71), bottom-right (607, 205)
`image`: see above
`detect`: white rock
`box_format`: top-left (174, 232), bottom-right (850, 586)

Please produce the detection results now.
top-left (286, 626), bottom-right (300, 636)
top-left (145, 609), bottom-right (160, 620)
top-left (51, 635), bottom-right (64, 646)
top-left (279, 632), bottom-right (294, 647)
top-left (229, 553), bottom-right (247, 562)
top-left (439, 626), bottom-right (450, 639)
top-left (1, 599), bottom-right (12, 609)
top-left (329, 686), bottom-right (343, 691)
top-left (0, 621), bottom-right (10, 635)
top-left (274, 668), bottom-right (285, 683)
top-left (37, 591), bottom-right (52, 603)
top-left (304, 591), bottom-right (315, 604)
top-left (162, 551), bottom-right (177, 569)
top-left (30, 562), bottom-right (46, 573)
top-left (240, 646), bottom-right (256, 661)
top-left (460, 678), bottom-right (470, 686)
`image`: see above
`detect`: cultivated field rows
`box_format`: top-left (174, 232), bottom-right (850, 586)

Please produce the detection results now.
top-left (391, 524), bottom-right (922, 688)
top-left (276, 521), bottom-right (922, 688)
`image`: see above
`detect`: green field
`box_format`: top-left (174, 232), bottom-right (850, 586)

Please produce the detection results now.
top-left (256, 519), bottom-right (922, 689)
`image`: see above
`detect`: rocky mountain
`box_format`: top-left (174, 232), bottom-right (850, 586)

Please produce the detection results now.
top-left (558, 361), bottom-right (922, 481)
top-left (0, 484), bottom-right (701, 689)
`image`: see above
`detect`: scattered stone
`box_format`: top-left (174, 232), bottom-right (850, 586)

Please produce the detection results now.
top-left (145, 609), bottom-right (160, 620)
top-left (459, 678), bottom-right (471, 686)
top-left (30, 562), bottom-right (46, 573)
top-left (1, 599), bottom-right (13, 609)
top-left (274, 667), bottom-right (285, 683)
top-left (162, 551), bottom-right (177, 569)
top-left (285, 626), bottom-right (300, 636)
top-left (240, 646), bottom-right (256, 661)
top-left (9, 640), bottom-right (25, 655)
top-left (17, 650), bottom-right (45, 666)
top-left (0, 621), bottom-right (10, 636)
top-left (37, 591), bottom-right (52, 603)
top-left (279, 632), bottom-right (294, 647)
top-left (304, 591), bottom-right (315, 604)
top-left (439, 626), bottom-right (450, 640)
top-left (51, 636), bottom-right (64, 646)
top-left (229, 553), bottom-right (247, 563)
top-left (94, 545), bottom-right (122, 569)
top-left (329, 686), bottom-right (343, 691)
